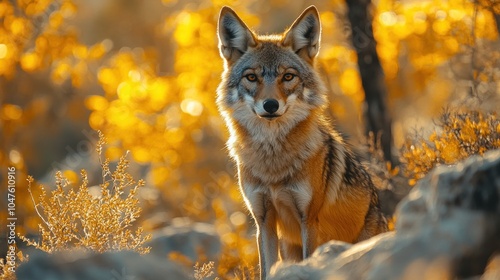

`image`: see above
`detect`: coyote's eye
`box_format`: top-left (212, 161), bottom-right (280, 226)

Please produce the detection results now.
top-left (283, 73), bottom-right (295, 82)
top-left (245, 74), bottom-right (257, 82)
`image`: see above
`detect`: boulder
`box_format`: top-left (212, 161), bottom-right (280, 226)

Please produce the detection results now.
top-left (271, 150), bottom-right (500, 280)
top-left (146, 219), bottom-right (221, 262)
top-left (15, 220), bottom-right (221, 280)
top-left (16, 249), bottom-right (191, 280)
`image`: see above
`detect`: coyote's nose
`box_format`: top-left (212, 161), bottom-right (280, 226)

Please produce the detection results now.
top-left (263, 99), bottom-right (279, 114)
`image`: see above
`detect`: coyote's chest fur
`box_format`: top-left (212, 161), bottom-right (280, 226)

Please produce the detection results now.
top-left (232, 117), bottom-right (323, 184)
top-left (233, 120), bottom-right (323, 244)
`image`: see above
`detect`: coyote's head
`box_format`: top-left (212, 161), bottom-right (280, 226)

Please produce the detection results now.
top-left (217, 6), bottom-right (327, 136)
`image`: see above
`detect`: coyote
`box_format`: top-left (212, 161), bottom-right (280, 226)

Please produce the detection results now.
top-left (216, 6), bottom-right (387, 279)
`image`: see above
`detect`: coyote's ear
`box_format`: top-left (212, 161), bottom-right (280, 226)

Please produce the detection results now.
top-left (283, 6), bottom-right (321, 63)
top-left (218, 6), bottom-right (257, 65)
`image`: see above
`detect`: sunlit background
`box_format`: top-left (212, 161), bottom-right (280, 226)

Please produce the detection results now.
top-left (1, 0), bottom-right (499, 277)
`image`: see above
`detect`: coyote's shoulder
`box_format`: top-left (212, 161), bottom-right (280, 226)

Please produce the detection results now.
top-left (216, 5), bottom-right (387, 279)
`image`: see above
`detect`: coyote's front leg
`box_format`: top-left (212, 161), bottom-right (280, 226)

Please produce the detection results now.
top-left (256, 208), bottom-right (278, 279)
top-left (300, 216), bottom-right (315, 259)
top-left (244, 186), bottom-right (278, 279)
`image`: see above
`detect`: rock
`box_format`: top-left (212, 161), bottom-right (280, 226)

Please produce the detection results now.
top-left (16, 249), bottom-right (191, 280)
top-left (15, 220), bottom-right (221, 279)
top-left (271, 150), bottom-right (500, 280)
top-left (146, 219), bottom-right (221, 263)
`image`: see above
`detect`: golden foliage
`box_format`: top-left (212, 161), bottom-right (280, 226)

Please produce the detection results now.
top-left (88, 6), bottom-right (227, 166)
top-left (402, 110), bottom-right (500, 181)
top-left (194, 261), bottom-right (217, 280)
top-left (20, 132), bottom-right (151, 254)
top-left (375, 0), bottom-right (498, 85)
top-left (0, 0), bottom-right (108, 85)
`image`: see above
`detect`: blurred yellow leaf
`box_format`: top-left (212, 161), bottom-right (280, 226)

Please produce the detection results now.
top-left (88, 43), bottom-right (107, 60)
top-left (10, 17), bottom-right (27, 36)
top-left (132, 147), bottom-right (151, 163)
top-left (181, 98), bottom-right (204, 117)
top-left (51, 61), bottom-right (71, 84)
top-left (73, 45), bottom-right (88, 59)
top-left (174, 12), bottom-right (202, 47)
top-left (63, 169), bottom-right (79, 185)
top-left (60, 1), bottom-right (77, 17)
top-left (339, 68), bottom-right (362, 99)
top-left (20, 52), bottom-right (41, 72)
top-left (85, 95), bottom-right (109, 111)
top-left (49, 11), bottom-right (64, 29)
top-left (0, 44), bottom-right (7, 59)
top-left (89, 111), bottom-right (105, 129)
top-left (2, 104), bottom-right (23, 120)
top-left (150, 166), bottom-right (170, 186)
top-left (432, 19), bottom-right (450, 35)
top-left (104, 146), bottom-right (123, 161)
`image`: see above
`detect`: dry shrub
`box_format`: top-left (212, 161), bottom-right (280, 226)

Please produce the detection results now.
top-left (194, 261), bottom-right (217, 280)
top-left (402, 109), bottom-right (500, 183)
top-left (0, 252), bottom-right (27, 280)
top-left (365, 132), bottom-right (402, 189)
top-left (20, 131), bottom-right (151, 254)
top-left (356, 132), bottom-right (411, 221)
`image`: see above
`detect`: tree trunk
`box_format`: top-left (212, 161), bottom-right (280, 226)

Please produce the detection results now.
top-left (345, 0), bottom-right (395, 165)
top-left (494, 13), bottom-right (500, 36)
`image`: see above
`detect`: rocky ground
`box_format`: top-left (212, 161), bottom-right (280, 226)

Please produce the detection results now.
top-left (16, 150), bottom-right (500, 280)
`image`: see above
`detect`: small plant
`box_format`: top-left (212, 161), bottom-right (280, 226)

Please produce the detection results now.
top-left (402, 109), bottom-right (500, 182)
top-left (194, 261), bottom-right (217, 280)
top-left (0, 251), bottom-right (27, 280)
top-left (365, 132), bottom-right (402, 189)
top-left (20, 131), bottom-right (151, 254)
